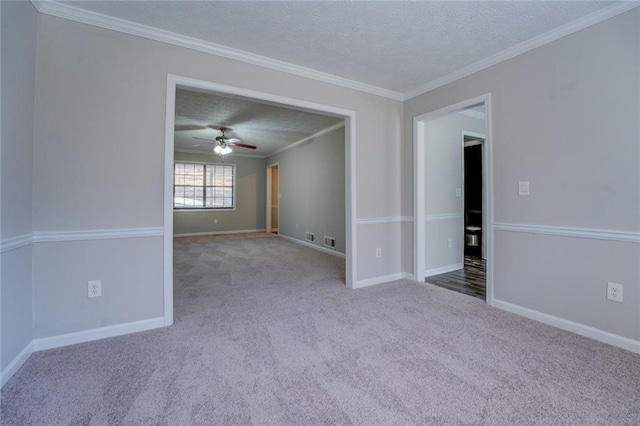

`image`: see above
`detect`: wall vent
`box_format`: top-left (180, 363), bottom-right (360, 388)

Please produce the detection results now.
top-left (305, 232), bottom-right (315, 242)
top-left (324, 236), bottom-right (336, 248)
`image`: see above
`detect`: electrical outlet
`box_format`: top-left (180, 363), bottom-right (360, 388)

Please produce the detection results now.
top-left (518, 181), bottom-right (530, 196)
top-left (296, 224), bottom-right (299, 230)
top-left (448, 239), bottom-right (453, 249)
top-left (607, 282), bottom-right (623, 303)
top-left (375, 248), bottom-right (382, 258)
top-left (88, 280), bottom-right (102, 298)
top-left (455, 188), bottom-right (462, 197)
top-left (214, 218), bottom-right (218, 224)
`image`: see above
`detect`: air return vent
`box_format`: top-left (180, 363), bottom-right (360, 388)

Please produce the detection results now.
top-left (324, 236), bottom-right (336, 248)
top-left (305, 232), bottom-right (315, 242)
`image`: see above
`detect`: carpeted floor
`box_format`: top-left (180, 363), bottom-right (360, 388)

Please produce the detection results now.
top-left (2, 235), bottom-right (639, 425)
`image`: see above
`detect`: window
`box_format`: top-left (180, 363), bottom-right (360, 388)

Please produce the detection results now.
top-left (174, 162), bottom-right (235, 209)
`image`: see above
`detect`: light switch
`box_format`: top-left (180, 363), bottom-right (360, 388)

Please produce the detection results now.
top-left (518, 181), bottom-right (530, 196)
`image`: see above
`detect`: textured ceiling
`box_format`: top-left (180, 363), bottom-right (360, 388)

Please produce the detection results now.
top-left (174, 89), bottom-right (343, 156)
top-left (56, 0), bottom-right (616, 95)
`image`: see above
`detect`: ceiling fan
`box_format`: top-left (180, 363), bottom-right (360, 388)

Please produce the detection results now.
top-left (192, 127), bottom-right (257, 155)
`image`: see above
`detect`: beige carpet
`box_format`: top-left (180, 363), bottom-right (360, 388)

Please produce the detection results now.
top-left (2, 235), bottom-right (639, 424)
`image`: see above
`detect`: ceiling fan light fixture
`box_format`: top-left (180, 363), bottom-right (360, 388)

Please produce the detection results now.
top-left (214, 145), bottom-right (232, 155)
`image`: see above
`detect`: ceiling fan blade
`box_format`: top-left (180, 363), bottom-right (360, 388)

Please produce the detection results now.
top-left (193, 137), bottom-right (216, 143)
top-left (192, 144), bottom-right (214, 147)
top-left (229, 143), bottom-right (257, 150)
top-left (226, 138), bottom-right (241, 143)
top-left (175, 124), bottom-right (208, 131)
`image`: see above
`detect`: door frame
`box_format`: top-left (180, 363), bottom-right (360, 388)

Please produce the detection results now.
top-left (462, 131), bottom-right (487, 259)
top-left (266, 162), bottom-right (279, 233)
top-left (164, 74), bottom-right (357, 325)
top-left (413, 93), bottom-right (494, 305)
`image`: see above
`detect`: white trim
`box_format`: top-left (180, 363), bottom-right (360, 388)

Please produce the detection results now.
top-left (174, 229), bottom-right (266, 238)
top-left (354, 273), bottom-right (407, 289)
top-left (1, 341), bottom-right (34, 388)
top-left (459, 109), bottom-right (485, 120)
top-left (402, 272), bottom-right (415, 281)
top-left (494, 223), bottom-right (640, 244)
top-left (32, 317), bottom-right (165, 351)
top-left (404, 2), bottom-right (640, 100)
top-left (164, 76), bottom-right (176, 327)
top-left (425, 213), bottom-right (463, 221)
top-left (33, 227), bottom-right (164, 243)
top-left (356, 216), bottom-right (409, 225)
top-left (1, 233), bottom-right (33, 253)
top-left (278, 234), bottom-right (345, 258)
top-left (492, 299), bottom-right (640, 355)
top-left (165, 74), bottom-right (357, 293)
top-left (413, 94), bottom-right (495, 304)
top-left (424, 263), bottom-right (464, 278)
top-left (34, 1), bottom-right (403, 101)
top-left (268, 122), bottom-right (346, 157)
top-left (33, 2), bottom-right (639, 102)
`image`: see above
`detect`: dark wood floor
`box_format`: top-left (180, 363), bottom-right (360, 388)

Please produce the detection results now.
top-left (426, 256), bottom-right (486, 300)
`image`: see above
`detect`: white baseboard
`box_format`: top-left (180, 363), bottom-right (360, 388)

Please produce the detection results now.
top-left (278, 234), bottom-right (345, 258)
top-left (1, 341), bottom-right (35, 388)
top-left (33, 317), bottom-right (165, 351)
top-left (354, 273), bottom-right (407, 289)
top-left (174, 228), bottom-right (265, 238)
top-left (402, 272), bottom-right (415, 281)
top-left (492, 299), bottom-right (640, 354)
top-left (424, 263), bottom-right (463, 278)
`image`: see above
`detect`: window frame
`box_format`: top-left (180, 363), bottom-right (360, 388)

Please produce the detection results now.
top-left (173, 161), bottom-right (237, 211)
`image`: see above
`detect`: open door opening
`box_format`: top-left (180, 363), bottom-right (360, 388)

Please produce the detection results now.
top-left (266, 163), bottom-right (279, 234)
top-left (413, 95), bottom-right (493, 303)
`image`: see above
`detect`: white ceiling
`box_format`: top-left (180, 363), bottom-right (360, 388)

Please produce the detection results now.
top-left (51, 0), bottom-right (623, 97)
top-left (174, 89), bottom-right (344, 156)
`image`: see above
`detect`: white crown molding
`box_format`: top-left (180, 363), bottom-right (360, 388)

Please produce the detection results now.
top-left (494, 222), bottom-right (640, 243)
top-left (268, 122), bottom-right (345, 157)
top-left (425, 213), bottom-right (463, 221)
top-left (34, 1), bottom-right (403, 101)
top-left (403, 2), bottom-right (640, 100)
top-left (33, 227), bottom-right (164, 243)
top-left (459, 109), bottom-right (486, 120)
top-left (1, 233), bottom-right (33, 253)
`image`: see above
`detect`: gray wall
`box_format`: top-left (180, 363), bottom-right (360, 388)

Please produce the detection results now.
top-left (424, 113), bottom-right (485, 273)
top-left (404, 10), bottom-right (640, 340)
top-left (30, 13), bottom-right (402, 339)
top-left (173, 152), bottom-right (266, 236)
top-left (1, 1), bottom-right (37, 372)
top-left (266, 126), bottom-right (346, 254)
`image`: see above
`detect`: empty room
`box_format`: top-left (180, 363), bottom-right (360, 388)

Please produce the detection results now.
top-left (2, 1), bottom-right (639, 424)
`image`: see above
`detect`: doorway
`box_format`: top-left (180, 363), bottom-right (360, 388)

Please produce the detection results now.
top-left (164, 75), bottom-right (358, 326)
top-left (463, 133), bottom-right (485, 260)
top-left (266, 163), bottom-right (279, 234)
top-left (413, 94), bottom-right (493, 304)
